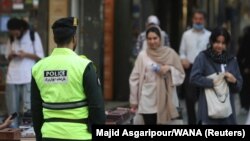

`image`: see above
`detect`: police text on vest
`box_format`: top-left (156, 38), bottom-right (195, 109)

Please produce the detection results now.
top-left (44, 70), bottom-right (68, 83)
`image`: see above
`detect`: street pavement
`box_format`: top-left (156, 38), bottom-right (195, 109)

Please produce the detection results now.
top-left (105, 93), bottom-right (249, 125)
top-left (179, 94), bottom-right (249, 124)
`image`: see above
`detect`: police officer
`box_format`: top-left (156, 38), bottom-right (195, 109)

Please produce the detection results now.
top-left (31, 17), bottom-right (106, 141)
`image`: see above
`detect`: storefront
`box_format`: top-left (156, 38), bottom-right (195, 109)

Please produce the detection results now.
top-left (0, 0), bottom-right (249, 104)
top-left (0, 0), bottom-right (47, 115)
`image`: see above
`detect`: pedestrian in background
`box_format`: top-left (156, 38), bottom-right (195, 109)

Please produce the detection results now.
top-left (237, 26), bottom-right (250, 113)
top-left (129, 25), bottom-right (185, 125)
top-left (133, 15), bottom-right (170, 57)
top-left (5, 17), bottom-right (44, 128)
top-left (178, 10), bottom-right (211, 124)
top-left (31, 17), bottom-right (106, 141)
top-left (190, 27), bottom-right (243, 125)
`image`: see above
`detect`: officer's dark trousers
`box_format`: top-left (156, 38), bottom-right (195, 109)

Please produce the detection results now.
top-left (183, 66), bottom-right (197, 125)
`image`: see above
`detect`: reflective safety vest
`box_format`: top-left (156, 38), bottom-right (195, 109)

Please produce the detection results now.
top-left (32, 48), bottom-right (92, 140)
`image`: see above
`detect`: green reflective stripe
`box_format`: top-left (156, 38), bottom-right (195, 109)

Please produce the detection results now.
top-left (42, 100), bottom-right (88, 110)
top-left (42, 122), bottom-right (91, 140)
top-left (43, 106), bottom-right (88, 120)
top-left (79, 55), bottom-right (97, 72)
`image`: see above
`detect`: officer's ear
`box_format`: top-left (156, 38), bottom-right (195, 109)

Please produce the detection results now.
top-left (72, 35), bottom-right (77, 51)
top-left (72, 35), bottom-right (77, 44)
top-left (73, 35), bottom-right (77, 43)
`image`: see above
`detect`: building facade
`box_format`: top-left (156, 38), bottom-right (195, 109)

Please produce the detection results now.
top-left (0, 0), bottom-right (249, 104)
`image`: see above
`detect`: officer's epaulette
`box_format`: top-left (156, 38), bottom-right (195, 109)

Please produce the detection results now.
top-left (79, 55), bottom-right (89, 60)
top-left (79, 55), bottom-right (97, 72)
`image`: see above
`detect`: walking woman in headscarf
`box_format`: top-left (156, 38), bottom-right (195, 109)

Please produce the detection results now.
top-left (190, 27), bottom-right (243, 124)
top-left (129, 25), bottom-right (185, 125)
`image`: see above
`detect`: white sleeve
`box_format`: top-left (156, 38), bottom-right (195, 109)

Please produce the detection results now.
top-left (5, 40), bottom-right (11, 59)
top-left (170, 66), bottom-right (185, 86)
top-left (172, 86), bottom-right (179, 107)
top-left (34, 32), bottom-right (44, 58)
top-left (179, 34), bottom-right (187, 59)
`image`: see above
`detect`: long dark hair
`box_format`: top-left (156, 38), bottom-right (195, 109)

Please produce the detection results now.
top-left (205, 27), bottom-right (232, 64)
top-left (209, 27), bottom-right (231, 47)
top-left (7, 18), bottom-right (29, 43)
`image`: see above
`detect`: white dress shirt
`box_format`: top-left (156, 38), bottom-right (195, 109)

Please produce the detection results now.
top-left (179, 28), bottom-right (211, 64)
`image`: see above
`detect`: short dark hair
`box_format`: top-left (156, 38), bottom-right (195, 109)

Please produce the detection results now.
top-left (209, 27), bottom-right (231, 46)
top-left (53, 27), bottom-right (74, 46)
top-left (52, 17), bottom-right (78, 46)
top-left (192, 9), bottom-right (207, 19)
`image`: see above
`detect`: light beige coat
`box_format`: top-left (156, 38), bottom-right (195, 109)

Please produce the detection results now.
top-left (129, 48), bottom-right (185, 124)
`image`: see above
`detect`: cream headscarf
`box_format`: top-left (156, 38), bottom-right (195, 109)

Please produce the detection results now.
top-left (146, 25), bottom-right (185, 123)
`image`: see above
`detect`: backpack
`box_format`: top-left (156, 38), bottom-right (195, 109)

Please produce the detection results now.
top-left (29, 28), bottom-right (38, 56)
top-left (29, 28), bottom-right (35, 42)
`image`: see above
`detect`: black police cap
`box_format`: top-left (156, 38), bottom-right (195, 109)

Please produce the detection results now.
top-left (52, 17), bottom-right (78, 40)
top-left (52, 17), bottom-right (78, 29)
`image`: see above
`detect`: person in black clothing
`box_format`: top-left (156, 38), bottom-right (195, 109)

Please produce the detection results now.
top-left (31, 17), bottom-right (106, 141)
top-left (237, 26), bottom-right (250, 112)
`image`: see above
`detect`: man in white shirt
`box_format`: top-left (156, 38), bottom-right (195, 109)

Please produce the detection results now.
top-left (179, 10), bottom-right (211, 125)
top-left (5, 18), bottom-right (44, 128)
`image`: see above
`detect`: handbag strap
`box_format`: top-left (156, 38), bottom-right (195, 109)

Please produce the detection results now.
top-left (212, 89), bottom-right (228, 103)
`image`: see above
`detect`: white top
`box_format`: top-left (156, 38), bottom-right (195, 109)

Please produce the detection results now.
top-left (138, 56), bottom-right (158, 113)
top-left (179, 28), bottom-right (211, 64)
top-left (137, 53), bottom-right (184, 114)
top-left (220, 64), bottom-right (227, 73)
top-left (5, 30), bottom-right (44, 84)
